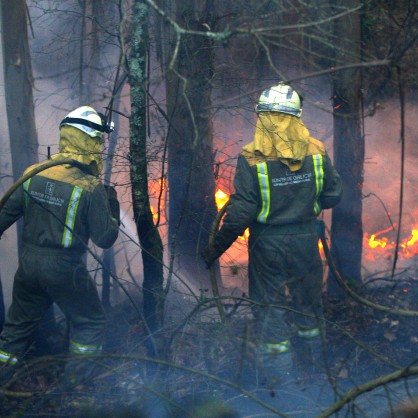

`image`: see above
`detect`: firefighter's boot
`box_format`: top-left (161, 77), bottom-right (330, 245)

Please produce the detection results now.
top-left (257, 341), bottom-right (293, 390)
top-left (0, 363), bottom-right (17, 386)
top-left (294, 327), bottom-right (327, 383)
top-left (292, 336), bottom-right (313, 384)
top-left (64, 357), bottom-right (98, 389)
top-left (0, 350), bottom-right (19, 386)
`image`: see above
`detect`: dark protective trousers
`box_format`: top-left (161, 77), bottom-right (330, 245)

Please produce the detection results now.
top-left (248, 229), bottom-right (324, 345)
top-left (0, 244), bottom-right (105, 358)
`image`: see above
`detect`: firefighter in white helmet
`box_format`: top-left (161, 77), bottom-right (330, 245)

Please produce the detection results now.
top-left (0, 106), bottom-right (119, 385)
top-left (203, 83), bottom-right (342, 384)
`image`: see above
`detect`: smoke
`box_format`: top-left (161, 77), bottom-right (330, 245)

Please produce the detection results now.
top-left (363, 101), bottom-right (417, 227)
top-left (362, 101), bottom-right (418, 275)
top-left (0, 32), bottom-right (18, 308)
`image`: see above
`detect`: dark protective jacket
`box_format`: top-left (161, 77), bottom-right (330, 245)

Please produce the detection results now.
top-left (0, 128), bottom-right (119, 253)
top-left (213, 138), bottom-right (342, 253)
top-left (0, 163), bottom-right (119, 253)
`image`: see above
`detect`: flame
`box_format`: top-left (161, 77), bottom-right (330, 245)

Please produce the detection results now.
top-left (369, 234), bottom-right (389, 249)
top-left (318, 239), bottom-right (325, 259)
top-left (215, 188), bottom-right (229, 210)
top-left (368, 224), bottom-right (395, 249)
top-left (241, 229), bottom-right (250, 240)
top-left (149, 178), bottom-right (166, 224)
top-left (365, 223), bottom-right (418, 262)
top-left (403, 229), bottom-right (418, 248)
top-left (150, 205), bottom-right (159, 221)
top-left (215, 187), bottom-right (249, 241)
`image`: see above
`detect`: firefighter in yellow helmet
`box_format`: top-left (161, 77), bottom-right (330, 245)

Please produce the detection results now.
top-left (0, 106), bottom-right (119, 385)
top-left (203, 83), bottom-right (342, 384)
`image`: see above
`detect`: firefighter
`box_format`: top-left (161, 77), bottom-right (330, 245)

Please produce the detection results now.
top-left (203, 83), bottom-right (342, 383)
top-left (0, 106), bottom-right (120, 385)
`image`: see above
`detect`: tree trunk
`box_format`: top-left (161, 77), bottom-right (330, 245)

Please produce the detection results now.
top-left (79, 0), bottom-right (104, 104)
top-left (1, 0), bottom-right (38, 180)
top-left (128, 0), bottom-right (164, 343)
top-left (328, 0), bottom-right (364, 297)
top-left (1, 0), bottom-right (39, 202)
top-left (102, 103), bottom-right (120, 310)
top-left (165, 0), bottom-right (217, 290)
top-left (0, 272), bottom-right (4, 332)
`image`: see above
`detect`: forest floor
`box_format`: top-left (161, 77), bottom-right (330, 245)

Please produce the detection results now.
top-left (1, 275), bottom-right (418, 417)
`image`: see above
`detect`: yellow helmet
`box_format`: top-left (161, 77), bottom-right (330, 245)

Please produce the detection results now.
top-left (256, 83), bottom-right (302, 118)
top-left (60, 106), bottom-right (114, 139)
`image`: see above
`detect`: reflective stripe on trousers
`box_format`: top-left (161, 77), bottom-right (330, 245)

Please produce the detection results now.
top-left (297, 327), bottom-right (320, 338)
top-left (264, 339), bottom-right (290, 354)
top-left (69, 340), bottom-right (102, 355)
top-left (0, 350), bottom-right (18, 365)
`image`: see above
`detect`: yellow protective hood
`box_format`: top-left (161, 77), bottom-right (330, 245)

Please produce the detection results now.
top-left (51, 125), bottom-right (103, 176)
top-left (243, 112), bottom-right (311, 171)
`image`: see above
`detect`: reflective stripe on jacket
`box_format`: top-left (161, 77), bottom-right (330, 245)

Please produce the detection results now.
top-left (256, 154), bottom-right (325, 223)
top-left (212, 143), bottom-right (342, 253)
top-left (0, 163), bottom-right (119, 253)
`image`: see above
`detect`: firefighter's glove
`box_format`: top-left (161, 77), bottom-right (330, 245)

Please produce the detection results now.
top-left (104, 185), bottom-right (120, 226)
top-left (202, 233), bottom-right (234, 269)
top-left (201, 245), bottom-right (221, 269)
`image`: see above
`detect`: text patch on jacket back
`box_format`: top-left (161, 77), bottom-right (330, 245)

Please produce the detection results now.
top-left (271, 168), bottom-right (313, 187)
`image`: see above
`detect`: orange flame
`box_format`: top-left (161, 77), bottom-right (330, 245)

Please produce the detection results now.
top-left (317, 239), bottom-right (325, 259)
top-left (149, 178), bottom-right (166, 224)
top-left (215, 188), bottom-right (229, 210)
top-left (215, 188), bottom-right (249, 241)
top-left (365, 223), bottom-right (418, 262)
top-left (150, 205), bottom-right (158, 221)
top-left (368, 224), bottom-right (395, 249)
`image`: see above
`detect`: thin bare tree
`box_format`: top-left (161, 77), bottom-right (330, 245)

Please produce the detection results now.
top-left (126, 0), bottom-right (165, 351)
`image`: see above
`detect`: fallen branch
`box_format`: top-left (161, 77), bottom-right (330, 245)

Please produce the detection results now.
top-left (318, 221), bottom-right (418, 317)
top-left (317, 365), bottom-right (418, 417)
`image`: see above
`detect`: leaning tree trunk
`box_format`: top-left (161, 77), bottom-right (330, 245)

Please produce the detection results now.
top-left (165, 0), bottom-right (217, 289)
top-left (127, 0), bottom-right (164, 345)
top-left (328, 0), bottom-right (364, 297)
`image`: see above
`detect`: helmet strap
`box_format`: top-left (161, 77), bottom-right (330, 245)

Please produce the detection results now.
top-left (60, 117), bottom-right (104, 133)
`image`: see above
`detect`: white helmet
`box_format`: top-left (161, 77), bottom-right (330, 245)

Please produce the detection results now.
top-left (256, 83), bottom-right (302, 118)
top-left (60, 106), bottom-right (114, 139)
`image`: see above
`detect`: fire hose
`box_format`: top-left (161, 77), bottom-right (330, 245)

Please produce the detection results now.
top-left (0, 159), bottom-right (79, 212)
top-left (209, 201), bottom-right (418, 321)
top-left (0, 159), bottom-right (152, 326)
top-left (208, 201), bottom-right (229, 323)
